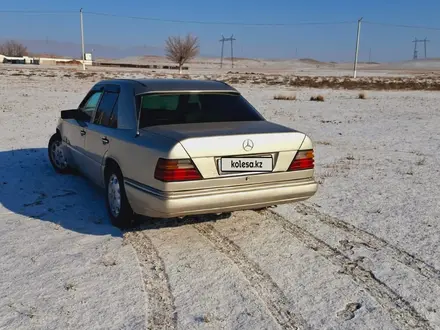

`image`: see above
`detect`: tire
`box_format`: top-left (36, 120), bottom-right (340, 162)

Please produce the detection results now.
top-left (48, 133), bottom-right (71, 174)
top-left (105, 164), bottom-right (136, 229)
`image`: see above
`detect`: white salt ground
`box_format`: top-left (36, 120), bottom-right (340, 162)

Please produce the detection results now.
top-left (0, 66), bottom-right (439, 329)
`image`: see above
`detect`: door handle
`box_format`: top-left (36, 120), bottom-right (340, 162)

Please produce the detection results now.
top-left (80, 129), bottom-right (86, 136)
top-left (101, 137), bottom-right (109, 145)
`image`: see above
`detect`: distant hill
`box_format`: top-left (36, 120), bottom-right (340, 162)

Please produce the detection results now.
top-left (298, 58), bottom-right (324, 64)
top-left (0, 38), bottom-right (334, 66)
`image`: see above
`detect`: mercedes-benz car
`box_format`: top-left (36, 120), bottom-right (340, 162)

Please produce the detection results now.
top-left (48, 78), bottom-right (318, 228)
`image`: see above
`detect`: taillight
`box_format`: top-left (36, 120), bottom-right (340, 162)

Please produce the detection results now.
top-left (154, 158), bottom-right (202, 182)
top-left (288, 150), bottom-right (314, 171)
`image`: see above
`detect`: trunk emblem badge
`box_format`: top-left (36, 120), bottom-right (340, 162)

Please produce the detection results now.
top-left (242, 139), bottom-right (254, 151)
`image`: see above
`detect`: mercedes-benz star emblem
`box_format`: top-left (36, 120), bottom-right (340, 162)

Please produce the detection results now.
top-left (242, 139), bottom-right (254, 152)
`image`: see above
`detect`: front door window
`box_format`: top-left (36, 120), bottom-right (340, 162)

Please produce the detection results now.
top-left (79, 91), bottom-right (103, 122)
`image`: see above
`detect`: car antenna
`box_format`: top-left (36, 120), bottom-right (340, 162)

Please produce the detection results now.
top-left (136, 109), bottom-right (141, 137)
top-left (135, 90), bottom-right (141, 137)
top-left (136, 107), bottom-right (141, 137)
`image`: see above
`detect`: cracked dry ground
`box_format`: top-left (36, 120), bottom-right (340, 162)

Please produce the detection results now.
top-left (124, 205), bottom-right (439, 330)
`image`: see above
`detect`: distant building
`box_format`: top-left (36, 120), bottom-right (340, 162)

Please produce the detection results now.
top-left (0, 54), bottom-right (92, 66)
top-left (0, 54), bottom-right (39, 64)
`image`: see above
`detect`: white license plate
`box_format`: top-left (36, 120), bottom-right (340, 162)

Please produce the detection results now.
top-left (220, 157), bottom-right (273, 172)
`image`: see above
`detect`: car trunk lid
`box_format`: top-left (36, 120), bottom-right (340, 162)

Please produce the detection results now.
top-left (142, 121), bottom-right (308, 179)
top-left (143, 121), bottom-right (306, 158)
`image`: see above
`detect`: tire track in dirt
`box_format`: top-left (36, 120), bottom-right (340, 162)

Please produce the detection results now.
top-left (193, 222), bottom-right (311, 330)
top-left (124, 231), bottom-right (177, 330)
top-left (260, 209), bottom-right (432, 330)
top-left (296, 203), bottom-right (440, 288)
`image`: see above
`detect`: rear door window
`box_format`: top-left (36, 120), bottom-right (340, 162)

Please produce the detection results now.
top-left (93, 91), bottom-right (119, 128)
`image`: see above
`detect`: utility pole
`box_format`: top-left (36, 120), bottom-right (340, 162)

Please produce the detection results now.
top-left (230, 34), bottom-right (235, 68)
top-left (219, 34), bottom-right (236, 69)
top-left (413, 38), bottom-right (419, 60)
top-left (423, 37), bottom-right (430, 58)
top-left (412, 38), bottom-right (429, 60)
top-left (220, 35), bottom-right (225, 68)
top-left (80, 8), bottom-right (86, 70)
top-left (353, 17), bottom-right (363, 78)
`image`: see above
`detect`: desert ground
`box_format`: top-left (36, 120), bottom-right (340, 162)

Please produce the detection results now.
top-left (0, 60), bottom-right (440, 330)
top-left (97, 55), bottom-right (440, 77)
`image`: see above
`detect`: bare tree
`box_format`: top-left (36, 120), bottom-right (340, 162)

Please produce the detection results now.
top-left (165, 34), bottom-right (199, 73)
top-left (0, 40), bottom-right (28, 57)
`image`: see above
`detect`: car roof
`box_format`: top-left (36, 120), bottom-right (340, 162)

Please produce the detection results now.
top-left (95, 78), bottom-right (239, 95)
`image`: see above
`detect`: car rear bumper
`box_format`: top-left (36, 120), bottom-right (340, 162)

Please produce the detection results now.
top-left (124, 177), bottom-right (318, 218)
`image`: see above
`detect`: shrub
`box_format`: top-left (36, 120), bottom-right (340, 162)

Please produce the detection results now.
top-left (273, 93), bottom-right (297, 100)
top-left (0, 40), bottom-right (28, 57)
top-left (310, 95), bottom-right (325, 102)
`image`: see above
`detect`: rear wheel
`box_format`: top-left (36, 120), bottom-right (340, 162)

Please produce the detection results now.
top-left (105, 164), bottom-right (136, 229)
top-left (48, 133), bottom-right (71, 174)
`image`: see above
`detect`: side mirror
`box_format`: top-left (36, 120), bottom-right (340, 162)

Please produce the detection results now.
top-left (61, 109), bottom-right (91, 122)
top-left (61, 109), bottom-right (78, 120)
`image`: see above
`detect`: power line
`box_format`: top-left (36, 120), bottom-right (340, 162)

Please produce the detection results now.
top-left (364, 20), bottom-right (440, 31)
top-left (2, 10), bottom-right (440, 31)
top-left (0, 9), bottom-right (355, 26)
top-left (0, 10), bottom-right (76, 14)
top-left (83, 11), bottom-right (356, 26)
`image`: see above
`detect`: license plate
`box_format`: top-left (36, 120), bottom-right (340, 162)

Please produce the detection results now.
top-left (220, 157), bottom-right (273, 172)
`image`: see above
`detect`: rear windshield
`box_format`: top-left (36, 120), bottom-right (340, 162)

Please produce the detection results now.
top-left (137, 92), bottom-right (263, 128)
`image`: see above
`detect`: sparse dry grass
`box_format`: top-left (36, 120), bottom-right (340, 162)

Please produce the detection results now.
top-left (317, 157), bottom-right (360, 184)
top-left (174, 73), bottom-right (191, 80)
top-left (310, 95), bottom-right (325, 102)
top-left (196, 313), bottom-right (214, 323)
top-left (223, 74), bottom-right (440, 91)
top-left (273, 93), bottom-right (297, 101)
top-left (7, 303), bottom-right (36, 319)
top-left (416, 157), bottom-right (426, 166)
top-left (64, 283), bottom-right (76, 291)
top-left (74, 71), bottom-right (97, 79)
top-left (315, 141), bottom-right (332, 145)
top-left (102, 256), bottom-right (117, 267)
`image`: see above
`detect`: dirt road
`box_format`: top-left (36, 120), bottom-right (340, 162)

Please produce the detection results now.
top-left (123, 207), bottom-right (437, 330)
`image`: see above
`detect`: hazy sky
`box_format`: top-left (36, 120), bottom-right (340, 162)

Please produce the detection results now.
top-left (1, 0), bottom-right (440, 62)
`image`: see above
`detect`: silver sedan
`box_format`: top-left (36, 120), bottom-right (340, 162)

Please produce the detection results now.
top-left (48, 79), bottom-right (317, 228)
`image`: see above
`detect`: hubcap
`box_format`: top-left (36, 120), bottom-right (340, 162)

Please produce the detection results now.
top-left (50, 140), bottom-right (68, 169)
top-left (108, 174), bottom-right (121, 218)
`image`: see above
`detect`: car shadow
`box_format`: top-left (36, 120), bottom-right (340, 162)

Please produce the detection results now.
top-left (0, 148), bottom-right (229, 237)
top-left (0, 147), bottom-right (123, 237)
top-left (129, 212), bottom-right (232, 233)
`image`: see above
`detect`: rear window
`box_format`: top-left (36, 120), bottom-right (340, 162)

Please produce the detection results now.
top-left (138, 92), bottom-right (263, 128)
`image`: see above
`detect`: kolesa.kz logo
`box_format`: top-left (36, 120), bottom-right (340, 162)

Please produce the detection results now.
top-left (230, 160), bottom-right (263, 168)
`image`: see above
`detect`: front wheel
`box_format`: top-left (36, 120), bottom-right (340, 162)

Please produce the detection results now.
top-left (48, 133), bottom-right (71, 174)
top-left (105, 165), bottom-right (136, 229)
